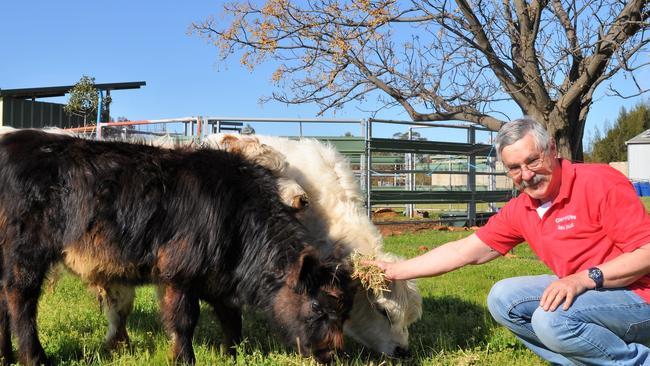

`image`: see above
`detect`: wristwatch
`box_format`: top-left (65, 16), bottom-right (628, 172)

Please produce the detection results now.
top-left (588, 267), bottom-right (604, 290)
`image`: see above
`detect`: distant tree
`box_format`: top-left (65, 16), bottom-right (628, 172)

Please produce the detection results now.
top-left (192, 0), bottom-right (650, 161)
top-left (586, 101), bottom-right (650, 162)
top-left (343, 131), bottom-right (354, 137)
top-left (64, 76), bottom-right (111, 126)
top-left (241, 123), bottom-right (256, 134)
top-left (392, 131), bottom-right (427, 141)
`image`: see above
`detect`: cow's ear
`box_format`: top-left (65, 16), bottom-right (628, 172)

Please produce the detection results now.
top-left (219, 134), bottom-right (242, 152)
top-left (289, 247), bottom-right (320, 294)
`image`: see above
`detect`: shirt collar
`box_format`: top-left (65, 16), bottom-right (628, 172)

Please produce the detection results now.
top-left (522, 158), bottom-right (575, 209)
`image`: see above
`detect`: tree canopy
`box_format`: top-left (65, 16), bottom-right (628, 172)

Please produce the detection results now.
top-left (64, 76), bottom-right (111, 126)
top-left (586, 101), bottom-right (650, 162)
top-left (192, 0), bottom-right (649, 160)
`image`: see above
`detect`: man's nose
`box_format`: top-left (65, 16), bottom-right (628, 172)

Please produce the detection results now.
top-left (521, 167), bottom-right (536, 181)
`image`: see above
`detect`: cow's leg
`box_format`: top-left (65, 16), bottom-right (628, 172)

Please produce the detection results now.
top-left (0, 271), bottom-right (14, 365)
top-left (159, 284), bottom-right (199, 364)
top-left (100, 283), bottom-right (135, 350)
top-left (208, 299), bottom-right (242, 355)
top-left (5, 262), bottom-right (49, 366)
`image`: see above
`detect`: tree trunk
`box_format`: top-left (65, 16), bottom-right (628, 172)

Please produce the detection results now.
top-left (544, 113), bottom-right (585, 162)
top-left (522, 107), bottom-right (585, 162)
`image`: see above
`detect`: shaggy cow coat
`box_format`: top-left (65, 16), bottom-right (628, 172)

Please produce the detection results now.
top-left (93, 133), bottom-right (423, 358)
top-left (0, 130), bottom-right (352, 365)
top-left (214, 134), bottom-right (423, 357)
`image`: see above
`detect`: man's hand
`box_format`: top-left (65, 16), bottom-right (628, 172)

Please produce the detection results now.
top-left (540, 271), bottom-right (592, 311)
top-left (361, 260), bottom-right (398, 281)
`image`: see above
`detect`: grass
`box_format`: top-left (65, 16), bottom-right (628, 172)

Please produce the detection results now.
top-left (641, 196), bottom-right (650, 212)
top-left (28, 230), bottom-right (547, 366)
top-left (374, 202), bottom-right (505, 221)
top-left (23, 197), bottom-right (650, 365)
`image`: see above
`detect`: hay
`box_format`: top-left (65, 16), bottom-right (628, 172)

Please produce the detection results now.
top-left (350, 251), bottom-right (390, 294)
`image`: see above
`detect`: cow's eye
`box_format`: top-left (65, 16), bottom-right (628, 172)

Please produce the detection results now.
top-left (311, 300), bottom-right (322, 314)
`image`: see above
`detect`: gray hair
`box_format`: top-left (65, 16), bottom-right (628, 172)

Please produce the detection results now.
top-left (495, 117), bottom-right (552, 161)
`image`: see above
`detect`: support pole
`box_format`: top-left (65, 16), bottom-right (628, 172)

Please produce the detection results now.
top-left (468, 125), bottom-right (476, 226)
top-left (365, 118), bottom-right (372, 218)
top-left (488, 131), bottom-right (497, 212)
top-left (96, 90), bottom-right (103, 140)
top-left (406, 127), bottom-right (415, 218)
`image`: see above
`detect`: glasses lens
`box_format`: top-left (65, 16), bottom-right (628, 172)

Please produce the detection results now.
top-left (507, 168), bottom-right (520, 177)
top-left (529, 158), bottom-right (542, 169)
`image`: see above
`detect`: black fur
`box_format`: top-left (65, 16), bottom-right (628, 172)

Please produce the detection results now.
top-left (0, 130), bottom-right (352, 365)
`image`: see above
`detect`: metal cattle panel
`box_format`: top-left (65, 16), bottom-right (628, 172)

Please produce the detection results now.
top-left (368, 138), bottom-right (495, 156)
top-left (310, 137), bottom-right (366, 155)
top-left (370, 190), bottom-right (513, 204)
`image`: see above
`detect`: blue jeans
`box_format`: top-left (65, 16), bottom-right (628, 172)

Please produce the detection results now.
top-left (487, 275), bottom-right (650, 366)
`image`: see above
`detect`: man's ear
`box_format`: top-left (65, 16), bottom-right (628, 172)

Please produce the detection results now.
top-left (549, 138), bottom-right (558, 158)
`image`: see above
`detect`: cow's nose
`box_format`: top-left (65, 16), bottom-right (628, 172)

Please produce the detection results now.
top-left (394, 346), bottom-right (411, 358)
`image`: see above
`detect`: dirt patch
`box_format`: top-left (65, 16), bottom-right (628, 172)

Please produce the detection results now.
top-left (372, 208), bottom-right (401, 219)
top-left (373, 220), bottom-right (480, 236)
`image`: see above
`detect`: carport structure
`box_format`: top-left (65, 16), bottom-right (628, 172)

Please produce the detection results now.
top-left (0, 81), bottom-right (145, 129)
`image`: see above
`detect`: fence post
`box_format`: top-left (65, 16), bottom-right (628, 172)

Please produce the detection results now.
top-left (468, 125), bottom-right (476, 226)
top-left (359, 119), bottom-right (367, 198)
top-left (365, 118), bottom-right (372, 218)
top-left (488, 131), bottom-right (497, 212)
top-left (406, 127), bottom-right (415, 218)
top-left (96, 90), bottom-right (103, 140)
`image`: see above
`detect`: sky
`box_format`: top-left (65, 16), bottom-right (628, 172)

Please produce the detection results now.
top-left (1, 0), bottom-right (648, 143)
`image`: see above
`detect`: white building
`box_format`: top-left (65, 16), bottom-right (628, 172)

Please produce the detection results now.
top-left (626, 129), bottom-right (650, 181)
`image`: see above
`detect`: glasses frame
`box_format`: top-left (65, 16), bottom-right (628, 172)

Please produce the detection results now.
top-left (505, 151), bottom-right (546, 178)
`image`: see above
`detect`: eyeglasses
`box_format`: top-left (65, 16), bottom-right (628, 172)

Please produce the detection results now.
top-left (505, 152), bottom-right (545, 178)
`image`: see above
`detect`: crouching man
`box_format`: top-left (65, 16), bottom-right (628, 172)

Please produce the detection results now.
top-left (369, 117), bottom-right (650, 365)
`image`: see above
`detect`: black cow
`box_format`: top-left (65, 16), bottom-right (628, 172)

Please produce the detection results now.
top-left (0, 130), bottom-right (353, 365)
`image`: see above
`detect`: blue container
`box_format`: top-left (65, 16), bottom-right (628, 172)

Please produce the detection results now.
top-left (633, 182), bottom-right (643, 196)
top-left (640, 182), bottom-right (650, 197)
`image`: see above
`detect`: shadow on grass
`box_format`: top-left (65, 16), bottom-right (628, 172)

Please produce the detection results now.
top-left (42, 294), bottom-right (498, 364)
top-left (126, 303), bottom-right (290, 356)
top-left (41, 304), bottom-right (162, 364)
top-left (411, 296), bottom-right (496, 355)
top-left (340, 295), bottom-right (498, 364)
top-left (48, 302), bottom-right (241, 363)
top-left (123, 296), bottom-right (497, 364)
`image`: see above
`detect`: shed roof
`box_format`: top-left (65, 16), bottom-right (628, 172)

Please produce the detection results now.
top-left (626, 129), bottom-right (650, 145)
top-left (0, 81), bottom-right (146, 99)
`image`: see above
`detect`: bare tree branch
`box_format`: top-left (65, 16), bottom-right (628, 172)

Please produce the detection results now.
top-left (191, 0), bottom-right (650, 159)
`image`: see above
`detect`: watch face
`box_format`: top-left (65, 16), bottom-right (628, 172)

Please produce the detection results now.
top-left (588, 267), bottom-right (604, 289)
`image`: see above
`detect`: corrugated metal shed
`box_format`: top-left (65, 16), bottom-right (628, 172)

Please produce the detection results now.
top-left (626, 129), bottom-right (650, 144)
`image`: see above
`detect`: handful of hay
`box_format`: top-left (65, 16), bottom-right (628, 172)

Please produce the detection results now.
top-left (350, 251), bottom-right (390, 294)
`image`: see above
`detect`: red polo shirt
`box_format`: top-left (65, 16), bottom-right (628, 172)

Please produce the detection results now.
top-left (476, 159), bottom-right (650, 303)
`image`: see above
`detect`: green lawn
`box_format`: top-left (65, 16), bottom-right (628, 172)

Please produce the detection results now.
top-left (29, 231), bottom-right (547, 366)
top-left (23, 197), bottom-right (650, 365)
top-left (641, 196), bottom-right (650, 212)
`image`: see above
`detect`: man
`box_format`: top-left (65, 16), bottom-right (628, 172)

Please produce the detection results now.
top-left (371, 117), bottom-right (650, 365)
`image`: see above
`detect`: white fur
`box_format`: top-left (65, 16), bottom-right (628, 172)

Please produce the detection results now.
top-left (203, 134), bottom-right (423, 356)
